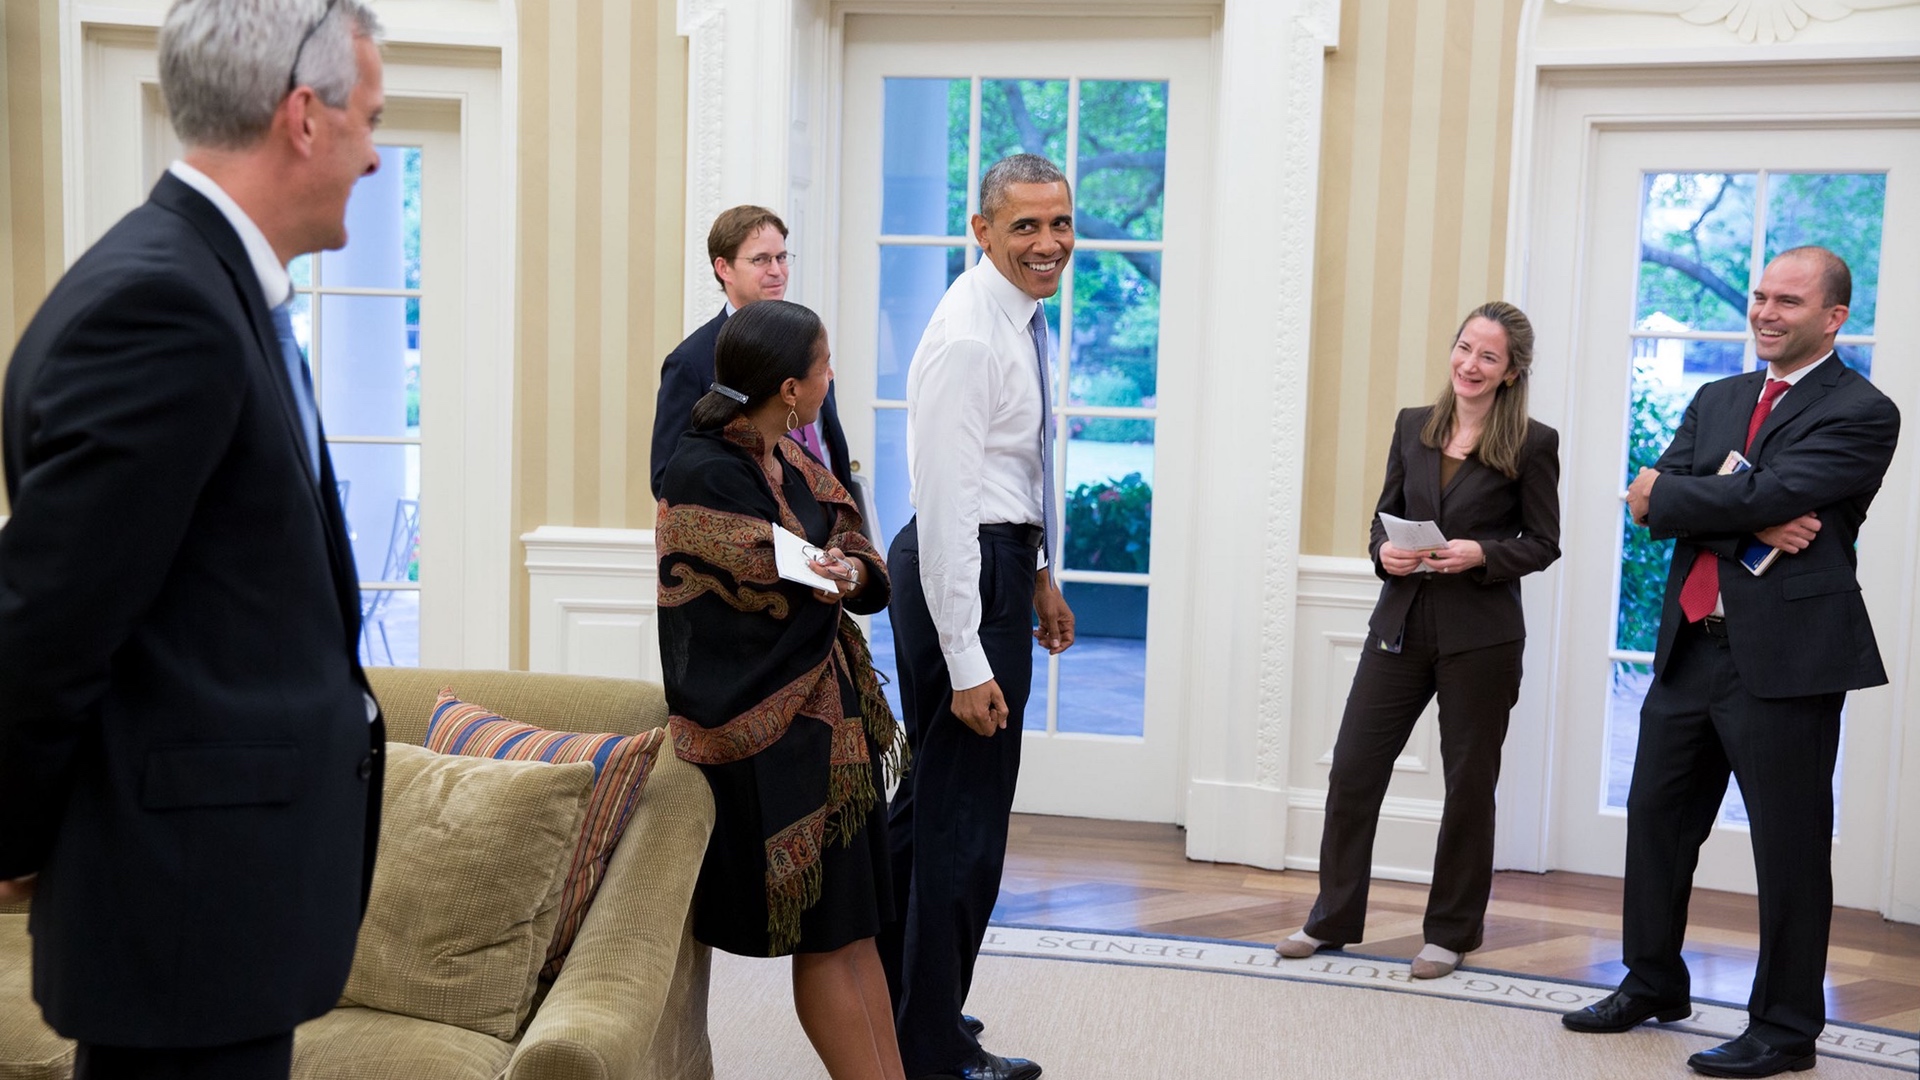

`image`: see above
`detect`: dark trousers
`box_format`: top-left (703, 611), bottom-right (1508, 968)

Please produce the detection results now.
top-left (1621, 619), bottom-right (1842, 1053)
top-left (76, 1032), bottom-right (294, 1080)
top-left (1305, 593), bottom-right (1522, 953)
top-left (878, 518), bottom-right (1036, 1076)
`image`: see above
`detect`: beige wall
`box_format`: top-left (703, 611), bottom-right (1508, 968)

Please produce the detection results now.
top-left (511, 0), bottom-right (687, 664)
top-left (0, 0), bottom-right (64, 517)
top-left (1302, 0), bottom-right (1526, 557)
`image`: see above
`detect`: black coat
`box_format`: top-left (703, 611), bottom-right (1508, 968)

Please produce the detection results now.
top-left (0, 173), bottom-right (382, 1045)
top-left (649, 306), bottom-right (854, 500)
top-left (1646, 356), bottom-right (1898, 697)
top-left (1366, 407), bottom-right (1562, 653)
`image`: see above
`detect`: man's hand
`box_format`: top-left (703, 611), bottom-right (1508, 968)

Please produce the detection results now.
top-left (951, 680), bottom-right (1009, 737)
top-left (0, 875), bottom-right (36, 902)
top-left (1033, 571), bottom-right (1075, 654)
top-left (1755, 512), bottom-right (1820, 553)
top-left (1625, 466), bottom-right (1659, 525)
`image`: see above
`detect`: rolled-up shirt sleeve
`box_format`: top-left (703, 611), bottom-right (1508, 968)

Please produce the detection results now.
top-left (909, 334), bottom-right (1001, 691)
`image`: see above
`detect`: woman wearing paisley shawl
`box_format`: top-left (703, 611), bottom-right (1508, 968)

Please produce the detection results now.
top-left (657, 299), bottom-right (908, 1080)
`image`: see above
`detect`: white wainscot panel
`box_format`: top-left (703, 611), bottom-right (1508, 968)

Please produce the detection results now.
top-left (1288, 555), bottom-right (1445, 884)
top-left (523, 526), bottom-right (660, 682)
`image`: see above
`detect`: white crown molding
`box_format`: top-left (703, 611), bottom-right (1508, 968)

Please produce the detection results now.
top-left (1553, 0), bottom-right (1920, 44)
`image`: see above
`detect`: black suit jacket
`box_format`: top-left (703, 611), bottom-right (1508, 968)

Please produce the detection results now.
top-left (0, 173), bottom-right (382, 1045)
top-left (1647, 356), bottom-right (1898, 697)
top-left (649, 306), bottom-right (854, 500)
top-left (1366, 407), bottom-right (1562, 653)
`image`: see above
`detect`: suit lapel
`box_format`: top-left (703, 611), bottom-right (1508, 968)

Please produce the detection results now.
top-left (1748, 355), bottom-right (1841, 457)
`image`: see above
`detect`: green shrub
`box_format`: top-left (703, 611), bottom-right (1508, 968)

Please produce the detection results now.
top-left (1064, 471), bottom-right (1152, 573)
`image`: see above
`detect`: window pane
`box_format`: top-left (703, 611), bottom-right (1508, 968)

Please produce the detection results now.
top-left (317, 145), bottom-right (414, 290)
top-left (333, 443), bottom-right (420, 587)
top-left (1057, 586), bottom-right (1147, 737)
top-left (1637, 173), bottom-right (1755, 333)
top-left (877, 246), bottom-right (965, 401)
top-left (1076, 80), bottom-right (1167, 241)
top-left (1063, 420), bottom-right (1153, 573)
top-left (874, 406), bottom-right (910, 552)
top-left (314, 295), bottom-right (416, 437)
top-left (1616, 352), bottom-right (1690, 653)
top-left (882, 79), bottom-right (970, 237)
top-left (1837, 344), bottom-right (1873, 380)
top-left (981, 79), bottom-right (1067, 168)
top-left (1068, 250), bottom-right (1159, 408)
top-left (1764, 172), bottom-right (1883, 335)
top-left (361, 588), bottom-right (419, 668)
top-left (1605, 661), bottom-right (1651, 811)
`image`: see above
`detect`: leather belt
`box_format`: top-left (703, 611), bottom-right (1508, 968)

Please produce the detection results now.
top-left (980, 522), bottom-right (1044, 550)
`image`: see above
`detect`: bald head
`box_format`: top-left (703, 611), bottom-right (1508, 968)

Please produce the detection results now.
top-left (1773, 246), bottom-right (1851, 309)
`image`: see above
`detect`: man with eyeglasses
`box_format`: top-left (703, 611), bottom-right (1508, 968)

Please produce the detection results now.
top-left (649, 205), bottom-right (856, 501)
top-left (0, 1), bottom-right (387, 1076)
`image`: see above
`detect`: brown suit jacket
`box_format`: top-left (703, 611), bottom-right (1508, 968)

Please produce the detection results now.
top-left (1365, 406), bottom-right (1562, 653)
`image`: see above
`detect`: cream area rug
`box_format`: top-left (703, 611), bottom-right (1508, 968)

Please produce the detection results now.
top-left (709, 926), bottom-right (1917, 1079)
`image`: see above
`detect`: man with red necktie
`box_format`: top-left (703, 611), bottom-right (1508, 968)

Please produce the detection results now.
top-left (1563, 247), bottom-right (1900, 1079)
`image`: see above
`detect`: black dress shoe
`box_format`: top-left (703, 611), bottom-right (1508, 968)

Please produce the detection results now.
top-left (911, 1049), bottom-right (1042, 1080)
top-left (1561, 989), bottom-right (1693, 1033)
top-left (963, 1014), bottom-right (985, 1037)
top-left (1687, 1033), bottom-right (1815, 1078)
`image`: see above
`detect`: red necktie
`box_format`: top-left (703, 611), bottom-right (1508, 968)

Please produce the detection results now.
top-left (1677, 378), bottom-right (1789, 622)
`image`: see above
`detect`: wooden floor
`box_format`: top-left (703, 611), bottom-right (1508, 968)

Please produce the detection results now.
top-left (994, 814), bottom-right (1920, 1031)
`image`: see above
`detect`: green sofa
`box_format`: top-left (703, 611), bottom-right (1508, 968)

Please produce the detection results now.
top-left (0, 667), bottom-right (716, 1080)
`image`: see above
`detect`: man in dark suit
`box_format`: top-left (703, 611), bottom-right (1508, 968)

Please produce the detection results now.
top-left (1563, 247), bottom-right (1899, 1079)
top-left (649, 205), bottom-right (854, 500)
top-left (0, 1), bottom-right (389, 1076)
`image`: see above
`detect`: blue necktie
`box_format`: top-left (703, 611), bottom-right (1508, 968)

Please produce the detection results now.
top-left (270, 302), bottom-right (322, 482)
top-left (1027, 306), bottom-right (1058, 576)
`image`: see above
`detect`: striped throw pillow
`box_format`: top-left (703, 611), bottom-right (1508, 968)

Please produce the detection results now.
top-left (425, 690), bottom-right (667, 979)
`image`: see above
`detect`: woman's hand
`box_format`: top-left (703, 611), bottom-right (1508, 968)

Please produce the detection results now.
top-left (1422, 539), bottom-right (1486, 575)
top-left (1378, 542), bottom-right (1427, 577)
top-left (808, 547), bottom-right (865, 603)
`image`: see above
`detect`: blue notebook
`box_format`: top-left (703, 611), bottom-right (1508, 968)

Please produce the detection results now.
top-left (1717, 451), bottom-right (1783, 576)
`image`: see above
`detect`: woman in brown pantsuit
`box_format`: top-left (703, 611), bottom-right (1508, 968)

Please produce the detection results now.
top-left (1277, 302), bottom-right (1561, 979)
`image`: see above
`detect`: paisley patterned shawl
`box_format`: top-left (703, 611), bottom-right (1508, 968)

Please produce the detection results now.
top-left (655, 417), bottom-right (905, 953)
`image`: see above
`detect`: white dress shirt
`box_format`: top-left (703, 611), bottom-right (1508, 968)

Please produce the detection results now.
top-left (905, 257), bottom-right (1048, 691)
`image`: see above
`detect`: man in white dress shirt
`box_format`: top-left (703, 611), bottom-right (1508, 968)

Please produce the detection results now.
top-left (879, 154), bottom-right (1077, 1080)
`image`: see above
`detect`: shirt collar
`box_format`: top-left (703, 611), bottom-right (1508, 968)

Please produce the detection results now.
top-left (1768, 351), bottom-right (1831, 388)
top-left (168, 161), bottom-right (292, 308)
top-left (974, 255), bottom-right (1043, 330)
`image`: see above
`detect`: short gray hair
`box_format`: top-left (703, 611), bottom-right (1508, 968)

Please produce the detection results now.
top-left (160, 0), bottom-right (384, 151)
top-left (980, 154), bottom-right (1070, 222)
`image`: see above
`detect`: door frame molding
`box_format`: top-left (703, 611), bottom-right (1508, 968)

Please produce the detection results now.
top-left (1506, 0), bottom-right (1920, 918)
top-left (678, 0), bottom-right (1342, 858)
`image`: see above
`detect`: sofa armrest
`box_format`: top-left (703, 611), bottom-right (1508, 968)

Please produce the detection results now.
top-left (505, 750), bottom-right (716, 1080)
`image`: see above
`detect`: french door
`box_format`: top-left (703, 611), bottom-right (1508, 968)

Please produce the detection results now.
top-left (1551, 124), bottom-right (1920, 908)
top-left (835, 15), bottom-right (1213, 821)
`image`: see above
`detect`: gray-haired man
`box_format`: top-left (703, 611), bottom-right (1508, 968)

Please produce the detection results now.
top-left (0, 1), bottom-right (386, 1075)
top-left (879, 154), bottom-right (1078, 1080)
